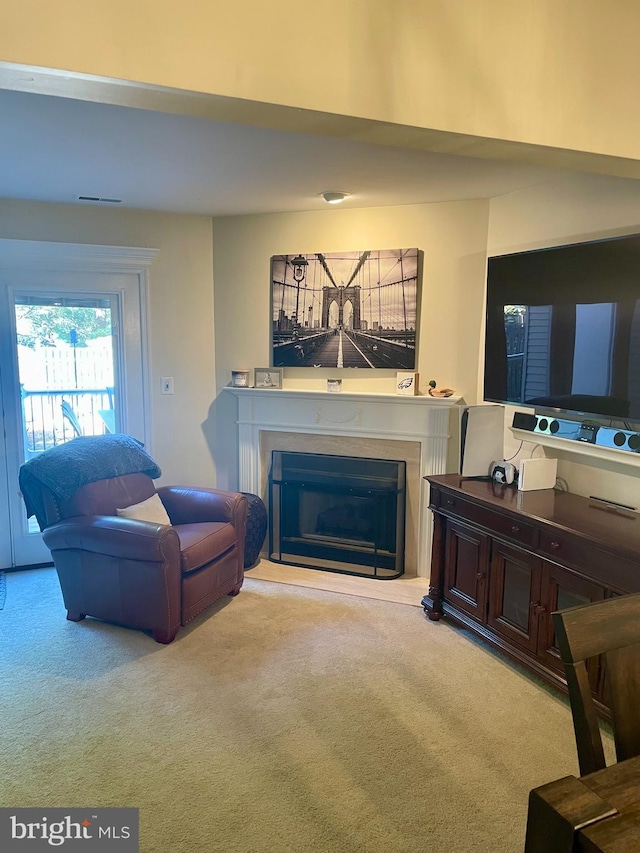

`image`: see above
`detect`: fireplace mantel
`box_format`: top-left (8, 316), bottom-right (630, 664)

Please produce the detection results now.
top-left (225, 387), bottom-right (461, 578)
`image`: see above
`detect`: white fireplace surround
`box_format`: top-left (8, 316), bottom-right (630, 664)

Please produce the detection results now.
top-left (226, 388), bottom-right (461, 578)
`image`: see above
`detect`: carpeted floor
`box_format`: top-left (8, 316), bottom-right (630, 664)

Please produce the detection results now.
top-left (0, 567), bottom-right (610, 852)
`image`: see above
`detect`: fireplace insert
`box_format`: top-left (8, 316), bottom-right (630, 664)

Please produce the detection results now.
top-left (269, 450), bottom-right (406, 578)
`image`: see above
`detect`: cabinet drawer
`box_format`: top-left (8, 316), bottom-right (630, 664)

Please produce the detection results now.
top-left (435, 491), bottom-right (537, 549)
top-left (539, 531), bottom-right (589, 569)
top-left (538, 531), bottom-right (639, 592)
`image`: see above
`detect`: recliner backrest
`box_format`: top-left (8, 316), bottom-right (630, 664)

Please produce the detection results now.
top-left (40, 472), bottom-right (157, 525)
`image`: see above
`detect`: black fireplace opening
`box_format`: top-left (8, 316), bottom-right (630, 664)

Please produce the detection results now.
top-left (269, 450), bottom-right (406, 579)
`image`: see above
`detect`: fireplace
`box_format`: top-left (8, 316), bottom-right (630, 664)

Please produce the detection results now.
top-left (269, 451), bottom-right (406, 578)
top-left (225, 387), bottom-right (460, 578)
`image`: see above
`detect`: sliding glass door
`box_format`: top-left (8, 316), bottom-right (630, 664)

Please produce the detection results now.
top-left (0, 248), bottom-right (152, 569)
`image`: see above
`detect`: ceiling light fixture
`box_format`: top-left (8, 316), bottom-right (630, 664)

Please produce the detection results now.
top-left (321, 191), bottom-right (348, 204)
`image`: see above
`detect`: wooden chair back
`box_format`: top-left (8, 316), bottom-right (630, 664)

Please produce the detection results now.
top-left (553, 593), bottom-right (640, 776)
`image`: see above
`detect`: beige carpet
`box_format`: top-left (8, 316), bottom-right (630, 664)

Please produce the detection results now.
top-left (246, 559), bottom-right (426, 606)
top-left (0, 567), bottom-right (608, 852)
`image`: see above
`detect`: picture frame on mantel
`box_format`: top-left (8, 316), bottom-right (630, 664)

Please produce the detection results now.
top-left (270, 249), bottom-right (422, 369)
top-left (230, 369), bottom-right (251, 388)
top-left (254, 367), bottom-right (283, 389)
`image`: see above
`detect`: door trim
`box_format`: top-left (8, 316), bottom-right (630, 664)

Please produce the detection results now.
top-left (0, 239), bottom-right (158, 273)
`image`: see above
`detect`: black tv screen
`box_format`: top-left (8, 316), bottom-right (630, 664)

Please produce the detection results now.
top-left (484, 233), bottom-right (640, 424)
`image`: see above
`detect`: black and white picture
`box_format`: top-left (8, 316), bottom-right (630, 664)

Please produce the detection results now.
top-left (271, 248), bottom-right (421, 369)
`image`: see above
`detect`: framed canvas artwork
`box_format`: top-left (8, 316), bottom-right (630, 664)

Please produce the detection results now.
top-left (271, 248), bottom-right (422, 369)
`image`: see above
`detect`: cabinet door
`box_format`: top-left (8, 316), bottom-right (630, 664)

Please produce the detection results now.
top-left (537, 563), bottom-right (606, 687)
top-left (487, 541), bottom-right (541, 653)
top-left (444, 521), bottom-right (489, 622)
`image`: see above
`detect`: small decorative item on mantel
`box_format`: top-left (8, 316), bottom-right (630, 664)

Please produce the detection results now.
top-left (254, 367), bottom-right (283, 389)
top-left (231, 369), bottom-right (251, 388)
top-left (427, 379), bottom-right (454, 397)
top-left (396, 371), bottom-right (419, 396)
top-left (327, 379), bottom-right (342, 393)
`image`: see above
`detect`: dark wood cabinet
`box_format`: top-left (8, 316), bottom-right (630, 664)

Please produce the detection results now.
top-left (444, 520), bottom-right (489, 622)
top-left (487, 541), bottom-right (540, 654)
top-left (422, 475), bottom-right (640, 711)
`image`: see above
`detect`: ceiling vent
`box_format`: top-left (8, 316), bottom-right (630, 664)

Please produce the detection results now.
top-left (78, 196), bottom-right (122, 204)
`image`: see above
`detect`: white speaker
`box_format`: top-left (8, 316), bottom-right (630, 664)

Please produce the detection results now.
top-left (594, 427), bottom-right (640, 452)
top-left (460, 405), bottom-right (505, 478)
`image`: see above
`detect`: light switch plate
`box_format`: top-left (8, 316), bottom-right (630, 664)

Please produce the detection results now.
top-left (161, 377), bottom-right (174, 395)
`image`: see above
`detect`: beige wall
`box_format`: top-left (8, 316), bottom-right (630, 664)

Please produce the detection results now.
top-left (488, 172), bottom-right (640, 506)
top-left (0, 199), bottom-right (216, 487)
top-left (211, 199), bottom-right (490, 488)
top-left (0, 196), bottom-right (490, 495)
top-left (5, 172), bottom-right (640, 504)
top-left (2, 1), bottom-right (640, 164)
top-left (214, 200), bottom-right (490, 396)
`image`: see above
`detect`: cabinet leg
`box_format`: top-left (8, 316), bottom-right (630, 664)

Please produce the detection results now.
top-left (421, 588), bottom-right (444, 621)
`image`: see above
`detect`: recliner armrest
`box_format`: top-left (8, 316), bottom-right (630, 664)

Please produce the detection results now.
top-left (42, 515), bottom-right (181, 562)
top-left (157, 486), bottom-right (248, 528)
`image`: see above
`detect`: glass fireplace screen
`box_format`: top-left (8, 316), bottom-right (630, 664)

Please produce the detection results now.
top-left (269, 450), bottom-right (406, 579)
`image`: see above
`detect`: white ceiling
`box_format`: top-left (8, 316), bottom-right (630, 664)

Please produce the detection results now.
top-left (0, 87), bottom-right (577, 217)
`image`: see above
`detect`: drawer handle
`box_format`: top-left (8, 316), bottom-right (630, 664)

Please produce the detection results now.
top-left (549, 541), bottom-right (561, 550)
top-left (446, 499), bottom-right (455, 506)
top-left (511, 525), bottom-right (520, 534)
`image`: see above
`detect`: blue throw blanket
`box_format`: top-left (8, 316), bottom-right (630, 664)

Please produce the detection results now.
top-left (19, 434), bottom-right (162, 531)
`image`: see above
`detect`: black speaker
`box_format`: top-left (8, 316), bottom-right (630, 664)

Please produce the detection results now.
top-left (512, 412), bottom-right (537, 431)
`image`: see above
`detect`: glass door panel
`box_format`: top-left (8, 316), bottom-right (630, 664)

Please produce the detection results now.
top-left (537, 564), bottom-right (606, 680)
top-left (487, 542), bottom-right (540, 652)
top-left (15, 294), bottom-right (118, 456)
top-left (13, 294), bottom-right (119, 542)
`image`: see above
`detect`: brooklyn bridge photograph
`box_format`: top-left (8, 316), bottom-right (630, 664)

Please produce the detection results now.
top-left (271, 248), bottom-right (421, 369)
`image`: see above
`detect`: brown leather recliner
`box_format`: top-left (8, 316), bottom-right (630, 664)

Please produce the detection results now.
top-left (20, 436), bottom-right (248, 644)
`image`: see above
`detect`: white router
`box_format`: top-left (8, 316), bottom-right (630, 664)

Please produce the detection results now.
top-left (518, 457), bottom-right (558, 491)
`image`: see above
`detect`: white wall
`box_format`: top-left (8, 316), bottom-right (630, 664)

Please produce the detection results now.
top-left (211, 199), bottom-right (490, 489)
top-left (0, 199), bottom-right (217, 487)
top-left (488, 172), bottom-right (640, 505)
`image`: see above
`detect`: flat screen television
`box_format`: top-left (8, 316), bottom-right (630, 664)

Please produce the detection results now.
top-left (484, 232), bottom-right (640, 426)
